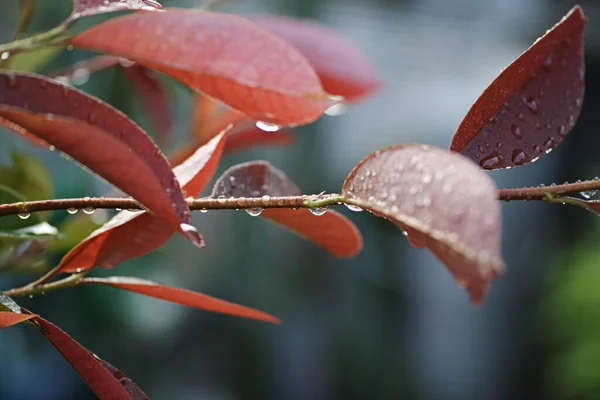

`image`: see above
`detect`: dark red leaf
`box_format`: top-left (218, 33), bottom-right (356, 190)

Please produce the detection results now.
top-left (341, 145), bottom-right (504, 304)
top-left (28, 313), bottom-right (135, 399)
top-left (95, 356), bottom-right (150, 400)
top-left (212, 161), bottom-right (363, 258)
top-left (68, 10), bottom-right (332, 126)
top-left (56, 130), bottom-right (230, 273)
top-left (119, 63), bottom-right (172, 145)
top-left (82, 277), bottom-right (280, 323)
top-left (68, 0), bottom-right (163, 24)
top-left (450, 6), bottom-right (586, 169)
top-left (246, 14), bottom-right (381, 101)
top-left (0, 311), bottom-right (34, 329)
top-left (0, 72), bottom-right (201, 247)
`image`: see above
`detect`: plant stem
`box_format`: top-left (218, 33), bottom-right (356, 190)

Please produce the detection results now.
top-left (1, 273), bottom-right (84, 298)
top-left (0, 24), bottom-right (68, 56)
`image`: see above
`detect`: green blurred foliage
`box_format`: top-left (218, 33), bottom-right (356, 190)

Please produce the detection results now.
top-left (0, 151), bottom-right (53, 203)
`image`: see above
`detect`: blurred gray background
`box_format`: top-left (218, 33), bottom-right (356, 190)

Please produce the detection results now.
top-left (2, 0), bottom-right (600, 399)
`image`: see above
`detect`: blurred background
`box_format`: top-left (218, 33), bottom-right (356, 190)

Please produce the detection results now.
top-left (1, 0), bottom-right (600, 399)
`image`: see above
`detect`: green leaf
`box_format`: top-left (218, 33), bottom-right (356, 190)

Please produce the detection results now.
top-left (0, 151), bottom-right (53, 203)
top-left (47, 214), bottom-right (101, 253)
top-left (0, 185), bottom-right (41, 230)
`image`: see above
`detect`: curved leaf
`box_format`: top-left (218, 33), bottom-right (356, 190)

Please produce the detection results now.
top-left (212, 161), bottom-right (363, 258)
top-left (82, 277), bottom-right (280, 323)
top-left (56, 130), bottom-right (229, 273)
top-left (341, 145), bottom-right (504, 304)
top-left (68, 0), bottom-right (163, 23)
top-left (28, 313), bottom-right (135, 399)
top-left (450, 6), bottom-right (586, 169)
top-left (0, 72), bottom-right (200, 245)
top-left (68, 9), bottom-right (332, 126)
top-left (94, 356), bottom-right (149, 400)
top-left (0, 312), bottom-right (34, 329)
top-left (246, 14), bottom-right (381, 101)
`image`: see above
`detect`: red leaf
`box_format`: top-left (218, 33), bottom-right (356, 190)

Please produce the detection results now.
top-left (450, 6), bottom-right (586, 169)
top-left (341, 145), bottom-right (504, 304)
top-left (68, 10), bottom-right (332, 126)
top-left (224, 127), bottom-right (294, 154)
top-left (95, 357), bottom-right (150, 400)
top-left (0, 72), bottom-right (201, 247)
top-left (56, 130), bottom-right (230, 273)
top-left (246, 14), bottom-right (381, 101)
top-left (28, 313), bottom-right (135, 399)
top-left (68, 0), bottom-right (163, 23)
top-left (119, 63), bottom-right (173, 145)
top-left (212, 161), bottom-right (363, 258)
top-left (0, 311), bottom-right (34, 329)
top-left (82, 277), bottom-right (280, 323)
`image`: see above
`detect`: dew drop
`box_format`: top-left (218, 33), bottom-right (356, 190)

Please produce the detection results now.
top-left (83, 207), bottom-right (95, 215)
top-left (517, 112), bottom-right (524, 120)
top-left (511, 149), bottom-right (530, 166)
top-left (543, 137), bottom-right (556, 151)
top-left (67, 208), bottom-right (78, 215)
top-left (255, 121), bottom-right (280, 132)
top-left (0, 51), bottom-right (10, 60)
top-left (533, 145), bottom-right (542, 154)
top-left (325, 102), bottom-right (347, 116)
top-left (523, 96), bottom-right (539, 114)
top-left (511, 124), bottom-right (522, 139)
top-left (217, 195), bottom-right (227, 204)
top-left (557, 125), bottom-right (566, 136)
top-left (261, 195), bottom-right (271, 202)
top-left (344, 203), bottom-right (363, 212)
top-left (580, 190), bottom-right (597, 199)
top-left (567, 115), bottom-right (575, 127)
top-left (479, 152), bottom-right (504, 170)
top-left (477, 145), bottom-right (485, 154)
top-left (48, 145), bottom-right (56, 151)
top-left (72, 68), bottom-right (90, 86)
top-left (246, 207), bottom-right (263, 216)
top-left (200, 208), bottom-right (208, 213)
top-left (309, 207), bottom-right (327, 216)
top-left (18, 213), bottom-right (30, 219)
top-left (66, 45), bottom-right (74, 52)
top-left (119, 58), bottom-right (135, 68)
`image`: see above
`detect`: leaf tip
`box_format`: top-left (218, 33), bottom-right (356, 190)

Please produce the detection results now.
top-left (180, 223), bottom-right (204, 248)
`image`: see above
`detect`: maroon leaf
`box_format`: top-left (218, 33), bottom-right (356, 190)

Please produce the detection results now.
top-left (94, 356), bottom-right (150, 400)
top-left (450, 6), bottom-right (586, 170)
top-left (68, 0), bottom-right (163, 24)
top-left (68, 10), bottom-right (333, 126)
top-left (82, 277), bottom-right (280, 323)
top-left (212, 161), bottom-right (363, 258)
top-left (246, 14), bottom-right (381, 101)
top-left (27, 312), bottom-right (135, 399)
top-left (0, 72), bottom-right (201, 247)
top-left (341, 145), bottom-right (504, 304)
top-left (119, 63), bottom-right (172, 145)
top-left (0, 311), bottom-right (34, 329)
top-left (56, 130), bottom-right (230, 273)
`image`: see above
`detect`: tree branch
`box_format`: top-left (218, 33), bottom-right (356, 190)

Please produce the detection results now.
top-left (0, 180), bottom-right (598, 218)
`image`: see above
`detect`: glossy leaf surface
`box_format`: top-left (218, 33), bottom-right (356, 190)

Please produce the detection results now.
top-left (342, 145), bottom-right (504, 304)
top-left (56, 131), bottom-right (229, 273)
top-left (212, 161), bottom-right (362, 258)
top-left (68, 10), bottom-right (331, 126)
top-left (247, 14), bottom-right (380, 101)
top-left (0, 72), bottom-right (199, 244)
top-left (450, 6), bottom-right (586, 170)
top-left (82, 277), bottom-right (280, 323)
top-left (68, 0), bottom-right (163, 23)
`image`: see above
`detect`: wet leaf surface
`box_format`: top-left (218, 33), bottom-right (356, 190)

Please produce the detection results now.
top-left (342, 145), bottom-right (504, 304)
top-left (212, 161), bottom-right (362, 258)
top-left (450, 6), bottom-right (586, 170)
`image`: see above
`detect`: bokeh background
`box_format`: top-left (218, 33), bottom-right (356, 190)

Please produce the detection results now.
top-left (1, 0), bottom-right (600, 399)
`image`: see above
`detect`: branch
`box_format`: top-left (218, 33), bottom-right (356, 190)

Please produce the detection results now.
top-left (0, 180), bottom-right (598, 218)
top-left (0, 194), bottom-right (345, 217)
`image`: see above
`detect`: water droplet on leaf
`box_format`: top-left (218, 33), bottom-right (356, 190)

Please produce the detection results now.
top-left (0, 52), bottom-right (10, 60)
top-left (580, 190), bottom-right (597, 199)
top-left (67, 208), bottom-right (78, 214)
top-left (255, 121), bottom-right (280, 132)
top-left (83, 207), bottom-right (95, 214)
top-left (217, 195), bottom-right (227, 204)
top-left (511, 124), bottom-right (522, 139)
top-left (479, 152), bottom-right (504, 169)
top-left (18, 213), bottom-right (30, 219)
top-left (344, 203), bottom-right (363, 212)
top-left (309, 207), bottom-right (327, 216)
top-left (246, 207), bottom-right (263, 216)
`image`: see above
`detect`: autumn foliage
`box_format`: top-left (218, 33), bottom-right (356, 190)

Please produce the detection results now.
top-left (0, 1), bottom-right (592, 398)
